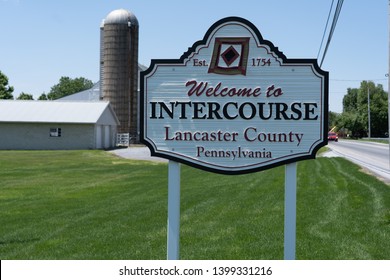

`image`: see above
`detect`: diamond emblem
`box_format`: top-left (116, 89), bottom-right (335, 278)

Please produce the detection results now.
top-left (208, 37), bottom-right (250, 75)
top-left (221, 46), bottom-right (239, 66)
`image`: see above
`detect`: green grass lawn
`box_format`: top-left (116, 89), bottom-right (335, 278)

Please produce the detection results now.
top-left (0, 150), bottom-right (389, 260)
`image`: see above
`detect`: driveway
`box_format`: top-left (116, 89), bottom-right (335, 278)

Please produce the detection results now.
top-left (109, 146), bottom-right (168, 162)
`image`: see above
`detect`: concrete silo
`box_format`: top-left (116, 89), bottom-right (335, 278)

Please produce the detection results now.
top-left (100, 9), bottom-right (139, 142)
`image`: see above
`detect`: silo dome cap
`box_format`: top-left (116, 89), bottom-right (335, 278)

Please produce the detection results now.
top-left (104, 9), bottom-right (138, 26)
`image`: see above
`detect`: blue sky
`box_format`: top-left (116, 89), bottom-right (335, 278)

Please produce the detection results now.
top-left (0, 0), bottom-right (388, 112)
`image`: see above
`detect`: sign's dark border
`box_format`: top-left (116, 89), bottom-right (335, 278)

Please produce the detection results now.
top-left (140, 16), bottom-right (329, 175)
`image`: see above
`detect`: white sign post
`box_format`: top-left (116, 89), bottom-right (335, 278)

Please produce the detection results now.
top-left (141, 17), bottom-right (328, 260)
top-left (167, 160), bottom-right (181, 260)
top-left (284, 162), bottom-right (297, 260)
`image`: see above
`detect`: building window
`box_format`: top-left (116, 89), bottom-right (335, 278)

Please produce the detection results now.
top-left (50, 128), bottom-right (62, 137)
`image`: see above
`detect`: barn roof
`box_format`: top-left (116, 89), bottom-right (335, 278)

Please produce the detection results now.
top-left (0, 100), bottom-right (119, 125)
top-left (60, 82), bottom-right (101, 101)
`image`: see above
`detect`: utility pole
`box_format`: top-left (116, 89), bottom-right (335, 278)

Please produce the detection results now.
top-left (388, 0), bottom-right (390, 168)
top-left (368, 86), bottom-right (371, 139)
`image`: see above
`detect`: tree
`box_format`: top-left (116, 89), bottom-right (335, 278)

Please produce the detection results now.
top-left (328, 111), bottom-right (340, 131)
top-left (342, 88), bottom-right (358, 113)
top-left (339, 81), bottom-right (388, 137)
top-left (16, 92), bottom-right (34, 100)
top-left (0, 70), bottom-right (14, 99)
top-left (47, 76), bottom-right (93, 100)
top-left (338, 111), bottom-right (365, 138)
top-left (38, 93), bottom-right (48, 100)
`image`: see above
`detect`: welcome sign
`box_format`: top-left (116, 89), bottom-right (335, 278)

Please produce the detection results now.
top-left (141, 17), bottom-right (328, 174)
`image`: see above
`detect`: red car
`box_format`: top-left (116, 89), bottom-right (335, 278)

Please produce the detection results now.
top-left (328, 132), bottom-right (338, 142)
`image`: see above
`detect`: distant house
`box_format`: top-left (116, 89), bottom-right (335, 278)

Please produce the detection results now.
top-left (0, 100), bottom-right (119, 150)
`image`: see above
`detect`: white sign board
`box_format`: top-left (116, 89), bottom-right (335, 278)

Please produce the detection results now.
top-left (141, 17), bottom-right (328, 174)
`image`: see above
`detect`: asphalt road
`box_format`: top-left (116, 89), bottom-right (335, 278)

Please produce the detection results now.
top-left (326, 139), bottom-right (390, 182)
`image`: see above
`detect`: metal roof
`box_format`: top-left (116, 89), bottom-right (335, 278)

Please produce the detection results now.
top-left (60, 82), bottom-right (101, 101)
top-left (0, 100), bottom-right (119, 124)
top-left (104, 8), bottom-right (138, 26)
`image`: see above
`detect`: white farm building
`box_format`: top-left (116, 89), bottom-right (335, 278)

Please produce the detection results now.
top-left (0, 100), bottom-right (119, 150)
top-left (0, 8), bottom-right (144, 150)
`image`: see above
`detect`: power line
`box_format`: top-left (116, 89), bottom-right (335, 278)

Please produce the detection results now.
top-left (319, 0), bottom-right (344, 67)
top-left (317, 0), bottom-right (334, 60)
top-left (331, 78), bottom-right (387, 82)
top-left (320, 0), bottom-right (344, 67)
